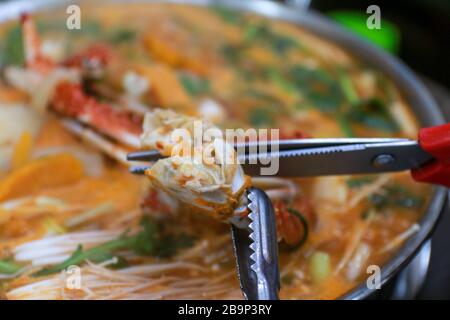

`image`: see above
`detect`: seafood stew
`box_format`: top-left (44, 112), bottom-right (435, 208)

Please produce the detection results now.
top-left (0, 2), bottom-right (430, 299)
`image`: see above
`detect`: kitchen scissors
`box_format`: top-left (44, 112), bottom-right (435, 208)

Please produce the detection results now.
top-left (127, 122), bottom-right (450, 300)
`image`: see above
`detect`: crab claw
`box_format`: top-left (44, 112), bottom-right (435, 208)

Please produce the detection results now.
top-left (52, 82), bottom-right (142, 148)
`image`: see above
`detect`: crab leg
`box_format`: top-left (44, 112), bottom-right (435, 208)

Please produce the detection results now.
top-left (52, 82), bottom-right (143, 148)
top-left (60, 119), bottom-right (130, 166)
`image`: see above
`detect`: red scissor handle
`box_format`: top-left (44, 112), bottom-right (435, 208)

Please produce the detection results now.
top-left (411, 122), bottom-right (450, 187)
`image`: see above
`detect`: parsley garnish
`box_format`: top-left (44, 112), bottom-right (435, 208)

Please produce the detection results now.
top-left (34, 217), bottom-right (193, 277)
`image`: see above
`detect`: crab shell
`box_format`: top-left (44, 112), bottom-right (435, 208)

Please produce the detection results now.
top-left (140, 109), bottom-right (250, 221)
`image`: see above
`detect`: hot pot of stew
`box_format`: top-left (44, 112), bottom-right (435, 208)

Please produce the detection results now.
top-left (0, 0), bottom-right (446, 300)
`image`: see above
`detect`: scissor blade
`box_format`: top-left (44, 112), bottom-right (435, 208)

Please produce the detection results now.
top-left (241, 140), bottom-right (433, 177)
top-left (126, 138), bottom-right (408, 163)
top-left (239, 137), bottom-right (410, 152)
top-left (126, 150), bottom-right (162, 162)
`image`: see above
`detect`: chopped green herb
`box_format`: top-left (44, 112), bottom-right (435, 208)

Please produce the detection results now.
top-left (244, 90), bottom-right (281, 105)
top-left (212, 6), bottom-right (245, 25)
top-left (337, 114), bottom-right (354, 137)
top-left (243, 23), bottom-right (267, 43)
top-left (248, 107), bottom-right (275, 127)
top-left (349, 98), bottom-right (399, 133)
top-left (292, 103), bottom-right (312, 110)
top-left (221, 44), bottom-right (243, 64)
top-left (266, 68), bottom-right (296, 94)
top-left (339, 71), bottom-right (358, 104)
top-left (34, 240), bottom-right (132, 277)
top-left (179, 73), bottom-right (210, 96)
top-left (346, 176), bottom-right (375, 188)
top-left (244, 23), bottom-right (280, 47)
top-left (110, 256), bottom-right (130, 269)
top-left (72, 20), bottom-right (102, 37)
top-left (34, 217), bottom-right (194, 277)
top-left (369, 193), bottom-right (389, 210)
top-left (306, 90), bottom-right (342, 112)
top-left (108, 28), bottom-right (136, 44)
top-left (289, 65), bottom-right (343, 113)
top-left (271, 35), bottom-right (299, 54)
top-left (385, 185), bottom-right (424, 208)
top-left (156, 234), bottom-right (194, 258)
top-left (290, 65), bottom-right (334, 88)
top-left (0, 259), bottom-right (22, 275)
top-left (368, 184), bottom-right (424, 210)
top-left (0, 24), bottom-right (24, 66)
top-left (0, 18), bottom-right (102, 67)
top-left (36, 19), bottom-right (66, 32)
top-left (243, 22), bottom-right (299, 54)
top-left (351, 111), bottom-right (399, 132)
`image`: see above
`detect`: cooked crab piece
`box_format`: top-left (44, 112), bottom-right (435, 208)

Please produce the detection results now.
top-left (3, 14), bottom-right (143, 149)
top-left (140, 109), bottom-right (250, 220)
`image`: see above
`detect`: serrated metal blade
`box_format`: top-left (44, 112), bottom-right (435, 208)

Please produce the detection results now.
top-left (231, 217), bottom-right (257, 300)
top-left (241, 140), bottom-right (432, 177)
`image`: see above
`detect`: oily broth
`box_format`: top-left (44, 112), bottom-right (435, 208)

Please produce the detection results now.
top-left (0, 3), bottom-right (430, 299)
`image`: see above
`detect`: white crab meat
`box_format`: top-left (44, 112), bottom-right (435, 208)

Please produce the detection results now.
top-left (140, 109), bottom-right (249, 220)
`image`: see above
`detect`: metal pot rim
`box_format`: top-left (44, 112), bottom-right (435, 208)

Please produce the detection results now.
top-left (0, 0), bottom-right (447, 300)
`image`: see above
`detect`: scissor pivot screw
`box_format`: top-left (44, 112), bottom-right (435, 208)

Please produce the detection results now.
top-left (373, 154), bottom-right (395, 168)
